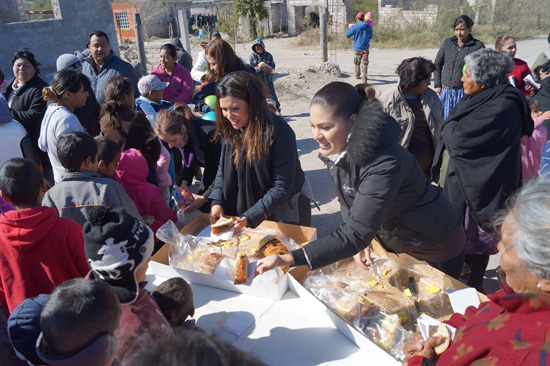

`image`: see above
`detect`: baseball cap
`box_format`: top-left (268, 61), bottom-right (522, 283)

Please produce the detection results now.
top-left (356, 12), bottom-right (364, 19)
top-left (138, 75), bottom-right (169, 95)
top-left (56, 54), bottom-right (83, 71)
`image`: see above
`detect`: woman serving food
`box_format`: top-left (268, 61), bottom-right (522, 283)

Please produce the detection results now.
top-left (208, 71), bottom-right (311, 230)
top-left (257, 82), bottom-right (465, 278)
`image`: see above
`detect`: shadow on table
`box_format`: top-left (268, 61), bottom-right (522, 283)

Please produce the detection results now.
top-left (245, 326), bottom-right (361, 365)
top-left (197, 310), bottom-right (256, 345)
top-left (191, 283), bottom-right (241, 309)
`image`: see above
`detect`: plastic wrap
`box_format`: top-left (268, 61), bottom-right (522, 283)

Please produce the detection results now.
top-left (156, 220), bottom-right (301, 276)
top-left (303, 257), bottom-right (455, 361)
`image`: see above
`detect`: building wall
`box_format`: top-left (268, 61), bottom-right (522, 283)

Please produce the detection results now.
top-left (378, 2), bottom-right (438, 27)
top-left (0, 0), bottom-right (118, 76)
top-left (287, 0), bottom-right (351, 36)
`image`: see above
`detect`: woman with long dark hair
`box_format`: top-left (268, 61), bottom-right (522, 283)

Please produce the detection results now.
top-left (208, 71), bottom-right (311, 229)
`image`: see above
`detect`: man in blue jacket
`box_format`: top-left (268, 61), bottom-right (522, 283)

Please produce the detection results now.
top-left (82, 30), bottom-right (139, 105)
top-left (346, 12), bottom-right (373, 83)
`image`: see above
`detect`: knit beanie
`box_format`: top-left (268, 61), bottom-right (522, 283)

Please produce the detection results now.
top-left (83, 206), bottom-right (153, 305)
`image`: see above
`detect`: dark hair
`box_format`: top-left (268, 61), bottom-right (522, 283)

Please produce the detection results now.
top-left (11, 49), bottom-right (40, 74)
top-left (210, 30), bottom-right (221, 40)
top-left (0, 68), bottom-right (4, 84)
top-left (88, 30), bottom-right (110, 45)
top-left (156, 103), bottom-right (198, 139)
top-left (40, 278), bottom-right (121, 355)
top-left (454, 14), bottom-right (474, 29)
top-left (160, 43), bottom-right (177, 58)
top-left (152, 278), bottom-right (194, 328)
top-left (310, 82), bottom-right (365, 122)
top-left (57, 132), bottom-right (98, 172)
top-left (95, 136), bottom-right (121, 165)
top-left (42, 69), bottom-right (91, 102)
top-left (0, 158), bottom-right (43, 206)
top-left (205, 39), bottom-right (245, 82)
top-left (527, 97), bottom-right (542, 113)
top-left (215, 71), bottom-right (273, 164)
top-left (122, 328), bottom-right (265, 366)
top-left (495, 34), bottom-right (515, 50)
top-left (101, 75), bottom-right (134, 124)
top-left (396, 57), bottom-right (436, 91)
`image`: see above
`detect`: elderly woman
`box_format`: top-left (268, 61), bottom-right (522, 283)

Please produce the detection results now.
top-left (381, 57), bottom-right (444, 179)
top-left (434, 15), bottom-right (485, 118)
top-left (1, 49), bottom-right (49, 180)
top-left (432, 48), bottom-right (533, 292)
top-left (403, 179), bottom-right (550, 366)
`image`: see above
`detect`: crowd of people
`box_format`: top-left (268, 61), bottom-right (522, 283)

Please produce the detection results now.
top-left (0, 13), bottom-right (549, 365)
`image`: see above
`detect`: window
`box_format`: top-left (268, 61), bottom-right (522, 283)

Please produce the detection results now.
top-left (115, 12), bottom-right (130, 30)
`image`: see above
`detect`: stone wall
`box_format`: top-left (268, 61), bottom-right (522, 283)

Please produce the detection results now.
top-left (0, 0), bottom-right (118, 77)
top-left (287, 0), bottom-right (352, 36)
top-left (378, 2), bottom-right (438, 27)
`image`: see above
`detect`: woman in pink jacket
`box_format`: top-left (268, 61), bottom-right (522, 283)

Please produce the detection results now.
top-left (522, 98), bottom-right (549, 182)
top-left (115, 148), bottom-right (177, 237)
top-left (151, 43), bottom-right (193, 104)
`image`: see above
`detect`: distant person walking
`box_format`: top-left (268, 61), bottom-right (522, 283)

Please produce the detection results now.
top-left (346, 12), bottom-right (373, 83)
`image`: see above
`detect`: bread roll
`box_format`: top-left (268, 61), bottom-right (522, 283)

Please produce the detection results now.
top-left (234, 253), bottom-right (249, 284)
top-left (429, 324), bottom-right (451, 355)
top-left (199, 253), bottom-right (226, 274)
top-left (211, 217), bottom-right (234, 235)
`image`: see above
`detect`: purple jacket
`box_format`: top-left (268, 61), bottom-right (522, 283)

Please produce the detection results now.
top-left (151, 64), bottom-right (193, 104)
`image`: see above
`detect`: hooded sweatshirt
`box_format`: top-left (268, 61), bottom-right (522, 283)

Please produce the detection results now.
top-left (0, 206), bottom-right (89, 315)
top-left (115, 149), bottom-right (177, 235)
top-left (522, 115), bottom-right (547, 178)
top-left (249, 38), bottom-right (275, 84)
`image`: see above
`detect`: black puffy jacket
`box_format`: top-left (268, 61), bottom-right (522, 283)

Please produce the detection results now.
top-left (293, 101), bottom-right (463, 270)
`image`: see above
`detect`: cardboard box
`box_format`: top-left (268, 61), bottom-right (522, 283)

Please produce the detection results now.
top-left (151, 214), bottom-right (317, 299)
top-left (288, 240), bottom-right (487, 363)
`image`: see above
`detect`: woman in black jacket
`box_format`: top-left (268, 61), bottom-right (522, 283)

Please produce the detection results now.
top-left (257, 82), bottom-right (466, 278)
top-left (432, 49), bottom-right (533, 292)
top-left (1, 49), bottom-right (50, 181)
top-left (155, 103), bottom-right (222, 213)
top-left (434, 15), bottom-right (484, 118)
top-left (208, 71), bottom-right (311, 230)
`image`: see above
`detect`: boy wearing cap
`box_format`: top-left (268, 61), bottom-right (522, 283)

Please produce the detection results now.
top-left (135, 75), bottom-right (173, 126)
top-left (346, 12), bottom-right (373, 83)
top-left (83, 206), bottom-right (173, 362)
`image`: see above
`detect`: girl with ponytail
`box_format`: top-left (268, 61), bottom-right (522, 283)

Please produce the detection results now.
top-left (38, 69), bottom-right (90, 183)
top-left (155, 103), bottom-right (221, 213)
top-left (257, 82), bottom-right (466, 280)
top-left (99, 75), bottom-right (160, 185)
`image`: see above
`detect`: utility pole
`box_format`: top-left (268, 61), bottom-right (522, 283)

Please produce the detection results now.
top-left (178, 10), bottom-right (191, 53)
top-left (319, 0), bottom-right (328, 62)
top-left (134, 13), bottom-right (147, 75)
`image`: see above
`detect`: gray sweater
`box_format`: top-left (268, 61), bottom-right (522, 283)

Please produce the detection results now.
top-left (82, 51), bottom-right (139, 105)
top-left (42, 171), bottom-right (143, 227)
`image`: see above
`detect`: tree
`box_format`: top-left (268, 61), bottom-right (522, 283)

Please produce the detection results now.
top-left (234, 0), bottom-right (269, 39)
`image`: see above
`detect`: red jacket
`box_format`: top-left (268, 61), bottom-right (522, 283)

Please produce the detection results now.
top-left (409, 290), bottom-right (550, 366)
top-left (115, 283), bottom-right (173, 362)
top-left (0, 206), bottom-right (89, 315)
top-left (115, 148), bottom-right (177, 235)
top-left (508, 58), bottom-right (533, 96)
